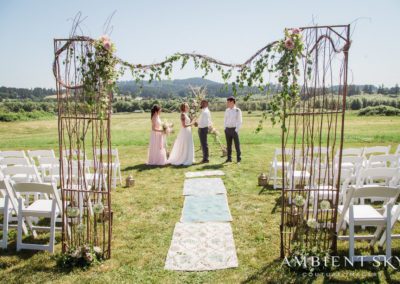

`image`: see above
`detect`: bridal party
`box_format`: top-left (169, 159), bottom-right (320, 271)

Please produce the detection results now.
top-left (147, 96), bottom-right (243, 166)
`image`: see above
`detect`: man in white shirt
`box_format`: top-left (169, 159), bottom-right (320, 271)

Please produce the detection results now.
top-left (224, 96), bottom-right (242, 163)
top-left (197, 100), bottom-right (212, 163)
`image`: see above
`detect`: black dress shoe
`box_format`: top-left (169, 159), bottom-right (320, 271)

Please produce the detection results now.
top-left (201, 160), bottom-right (209, 163)
top-left (224, 159), bottom-right (232, 163)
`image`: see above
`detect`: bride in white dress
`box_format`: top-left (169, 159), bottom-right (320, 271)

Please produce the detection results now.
top-left (167, 103), bottom-right (196, 166)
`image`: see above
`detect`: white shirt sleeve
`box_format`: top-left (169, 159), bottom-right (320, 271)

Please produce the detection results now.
top-left (207, 110), bottom-right (212, 127)
top-left (224, 109), bottom-right (228, 129)
top-left (235, 108), bottom-right (242, 132)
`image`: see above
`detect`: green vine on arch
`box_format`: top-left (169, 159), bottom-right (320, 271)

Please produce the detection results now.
top-left (82, 28), bottom-right (308, 130)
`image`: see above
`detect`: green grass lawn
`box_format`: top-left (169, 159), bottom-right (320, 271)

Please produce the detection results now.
top-left (0, 111), bottom-right (400, 283)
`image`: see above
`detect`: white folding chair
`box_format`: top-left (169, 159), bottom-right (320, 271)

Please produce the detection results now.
top-left (0, 157), bottom-right (31, 169)
top-left (366, 154), bottom-right (399, 169)
top-left (337, 185), bottom-right (400, 262)
top-left (363, 145), bottom-right (391, 158)
top-left (1, 165), bottom-right (42, 184)
top-left (27, 150), bottom-right (56, 166)
top-left (95, 148), bottom-right (122, 189)
top-left (0, 151), bottom-right (27, 159)
top-left (14, 182), bottom-right (62, 253)
top-left (268, 148), bottom-right (290, 189)
top-left (337, 148), bottom-right (363, 157)
top-left (38, 157), bottom-right (60, 184)
top-left (0, 178), bottom-right (29, 249)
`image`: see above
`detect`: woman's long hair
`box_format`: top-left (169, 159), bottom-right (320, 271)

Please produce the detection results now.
top-left (151, 105), bottom-right (161, 119)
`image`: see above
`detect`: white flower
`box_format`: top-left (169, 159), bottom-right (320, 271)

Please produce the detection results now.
top-left (320, 200), bottom-right (331, 210)
top-left (93, 246), bottom-right (102, 256)
top-left (294, 195), bottom-right (305, 207)
top-left (76, 223), bottom-right (85, 235)
top-left (93, 202), bottom-right (105, 214)
top-left (66, 207), bottom-right (80, 218)
top-left (307, 218), bottom-right (319, 229)
top-left (71, 249), bottom-right (82, 258)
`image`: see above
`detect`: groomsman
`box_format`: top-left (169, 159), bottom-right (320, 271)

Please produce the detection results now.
top-left (224, 96), bottom-right (242, 163)
top-left (197, 100), bottom-right (212, 163)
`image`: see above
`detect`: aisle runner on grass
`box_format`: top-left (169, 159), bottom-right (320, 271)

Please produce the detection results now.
top-left (185, 170), bottom-right (225, 178)
top-left (165, 171), bottom-right (238, 271)
top-left (164, 222), bottom-right (238, 271)
top-left (183, 178), bottom-right (226, 196)
top-left (181, 195), bottom-right (233, 222)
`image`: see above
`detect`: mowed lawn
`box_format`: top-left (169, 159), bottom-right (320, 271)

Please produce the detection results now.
top-left (0, 111), bottom-right (400, 283)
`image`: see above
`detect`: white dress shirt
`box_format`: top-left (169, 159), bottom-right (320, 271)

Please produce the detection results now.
top-left (198, 107), bottom-right (212, 128)
top-left (224, 106), bottom-right (243, 132)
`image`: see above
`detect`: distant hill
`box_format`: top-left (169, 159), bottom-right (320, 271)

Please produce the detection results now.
top-left (0, 79), bottom-right (398, 100)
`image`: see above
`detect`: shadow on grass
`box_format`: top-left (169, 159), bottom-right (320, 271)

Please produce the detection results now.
top-left (258, 184), bottom-right (275, 195)
top-left (123, 163), bottom-right (167, 172)
top-left (198, 164), bottom-right (224, 170)
top-left (240, 258), bottom-right (317, 284)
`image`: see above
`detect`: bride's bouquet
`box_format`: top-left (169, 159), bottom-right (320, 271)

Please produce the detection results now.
top-left (161, 120), bottom-right (174, 135)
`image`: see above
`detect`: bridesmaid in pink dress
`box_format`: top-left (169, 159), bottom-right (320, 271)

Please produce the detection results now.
top-left (147, 105), bottom-right (167, 166)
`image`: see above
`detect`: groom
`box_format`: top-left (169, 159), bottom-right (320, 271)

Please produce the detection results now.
top-left (224, 96), bottom-right (242, 163)
top-left (197, 100), bottom-right (212, 163)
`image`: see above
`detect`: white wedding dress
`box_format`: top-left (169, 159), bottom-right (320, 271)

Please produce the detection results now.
top-left (167, 113), bottom-right (195, 166)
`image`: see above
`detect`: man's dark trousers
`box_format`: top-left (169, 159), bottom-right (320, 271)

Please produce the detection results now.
top-left (224, 127), bottom-right (241, 161)
top-left (198, 127), bottom-right (209, 161)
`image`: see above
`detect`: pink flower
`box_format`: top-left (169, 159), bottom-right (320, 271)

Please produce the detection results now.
top-left (99, 35), bottom-right (110, 42)
top-left (291, 28), bottom-right (301, 35)
top-left (103, 40), bottom-right (111, 50)
top-left (285, 38), bottom-right (295, 50)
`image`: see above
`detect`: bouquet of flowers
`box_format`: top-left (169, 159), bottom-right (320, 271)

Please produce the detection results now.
top-left (208, 125), bottom-right (228, 157)
top-left (161, 120), bottom-right (174, 135)
top-left (188, 85), bottom-right (206, 121)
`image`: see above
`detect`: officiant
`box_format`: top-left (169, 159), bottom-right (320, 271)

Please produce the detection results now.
top-left (224, 96), bottom-right (242, 163)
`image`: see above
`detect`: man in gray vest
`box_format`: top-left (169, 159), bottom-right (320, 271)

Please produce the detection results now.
top-left (197, 100), bottom-right (212, 163)
top-left (224, 96), bottom-right (242, 163)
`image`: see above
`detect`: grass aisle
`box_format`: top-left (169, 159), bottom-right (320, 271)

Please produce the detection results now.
top-left (0, 111), bottom-right (400, 283)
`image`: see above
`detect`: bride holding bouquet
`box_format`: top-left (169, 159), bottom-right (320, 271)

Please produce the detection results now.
top-left (167, 103), bottom-right (196, 166)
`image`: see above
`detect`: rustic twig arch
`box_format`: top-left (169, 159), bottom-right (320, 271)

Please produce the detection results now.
top-left (53, 24), bottom-right (350, 259)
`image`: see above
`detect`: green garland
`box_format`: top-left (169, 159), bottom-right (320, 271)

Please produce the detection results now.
top-left (82, 29), bottom-right (307, 129)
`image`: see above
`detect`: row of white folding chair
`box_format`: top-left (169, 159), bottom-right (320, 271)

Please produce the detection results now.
top-left (337, 185), bottom-right (400, 262)
top-left (0, 179), bottom-right (44, 249)
top-left (62, 149), bottom-right (122, 188)
top-left (335, 145), bottom-right (391, 158)
top-left (27, 149), bottom-right (56, 166)
top-left (0, 151), bottom-right (27, 159)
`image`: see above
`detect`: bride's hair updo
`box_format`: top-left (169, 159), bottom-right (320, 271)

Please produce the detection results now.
top-left (180, 103), bottom-right (188, 112)
top-left (151, 105), bottom-right (161, 119)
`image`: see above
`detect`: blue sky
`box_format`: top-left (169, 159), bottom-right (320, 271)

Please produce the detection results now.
top-left (0, 0), bottom-right (399, 88)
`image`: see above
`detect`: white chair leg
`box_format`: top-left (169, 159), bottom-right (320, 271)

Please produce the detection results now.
top-left (48, 200), bottom-right (57, 253)
top-left (1, 197), bottom-right (10, 249)
top-left (273, 167), bottom-right (277, 189)
top-left (386, 204), bottom-right (392, 262)
top-left (349, 205), bottom-right (355, 260)
top-left (17, 198), bottom-right (23, 251)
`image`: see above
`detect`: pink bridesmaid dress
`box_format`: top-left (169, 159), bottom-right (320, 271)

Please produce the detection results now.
top-left (147, 115), bottom-right (167, 165)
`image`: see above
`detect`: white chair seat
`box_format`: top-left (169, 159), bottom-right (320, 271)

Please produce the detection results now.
top-left (342, 162), bottom-right (355, 168)
top-left (292, 171), bottom-right (310, 178)
top-left (22, 200), bottom-right (59, 217)
top-left (339, 205), bottom-right (385, 224)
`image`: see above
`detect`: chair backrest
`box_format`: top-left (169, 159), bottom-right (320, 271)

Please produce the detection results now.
top-left (13, 182), bottom-right (62, 210)
top-left (0, 157), bottom-right (31, 166)
top-left (62, 149), bottom-right (87, 160)
top-left (95, 148), bottom-right (119, 163)
top-left (367, 154), bottom-right (399, 168)
top-left (0, 151), bottom-right (26, 158)
top-left (338, 148), bottom-right (363, 157)
top-left (1, 166), bottom-right (42, 183)
top-left (27, 150), bottom-right (56, 165)
top-left (364, 145), bottom-right (391, 157)
top-left (38, 157), bottom-right (59, 166)
top-left (356, 167), bottom-right (399, 187)
top-left (0, 178), bottom-right (19, 211)
top-left (395, 144), bottom-right (400, 155)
